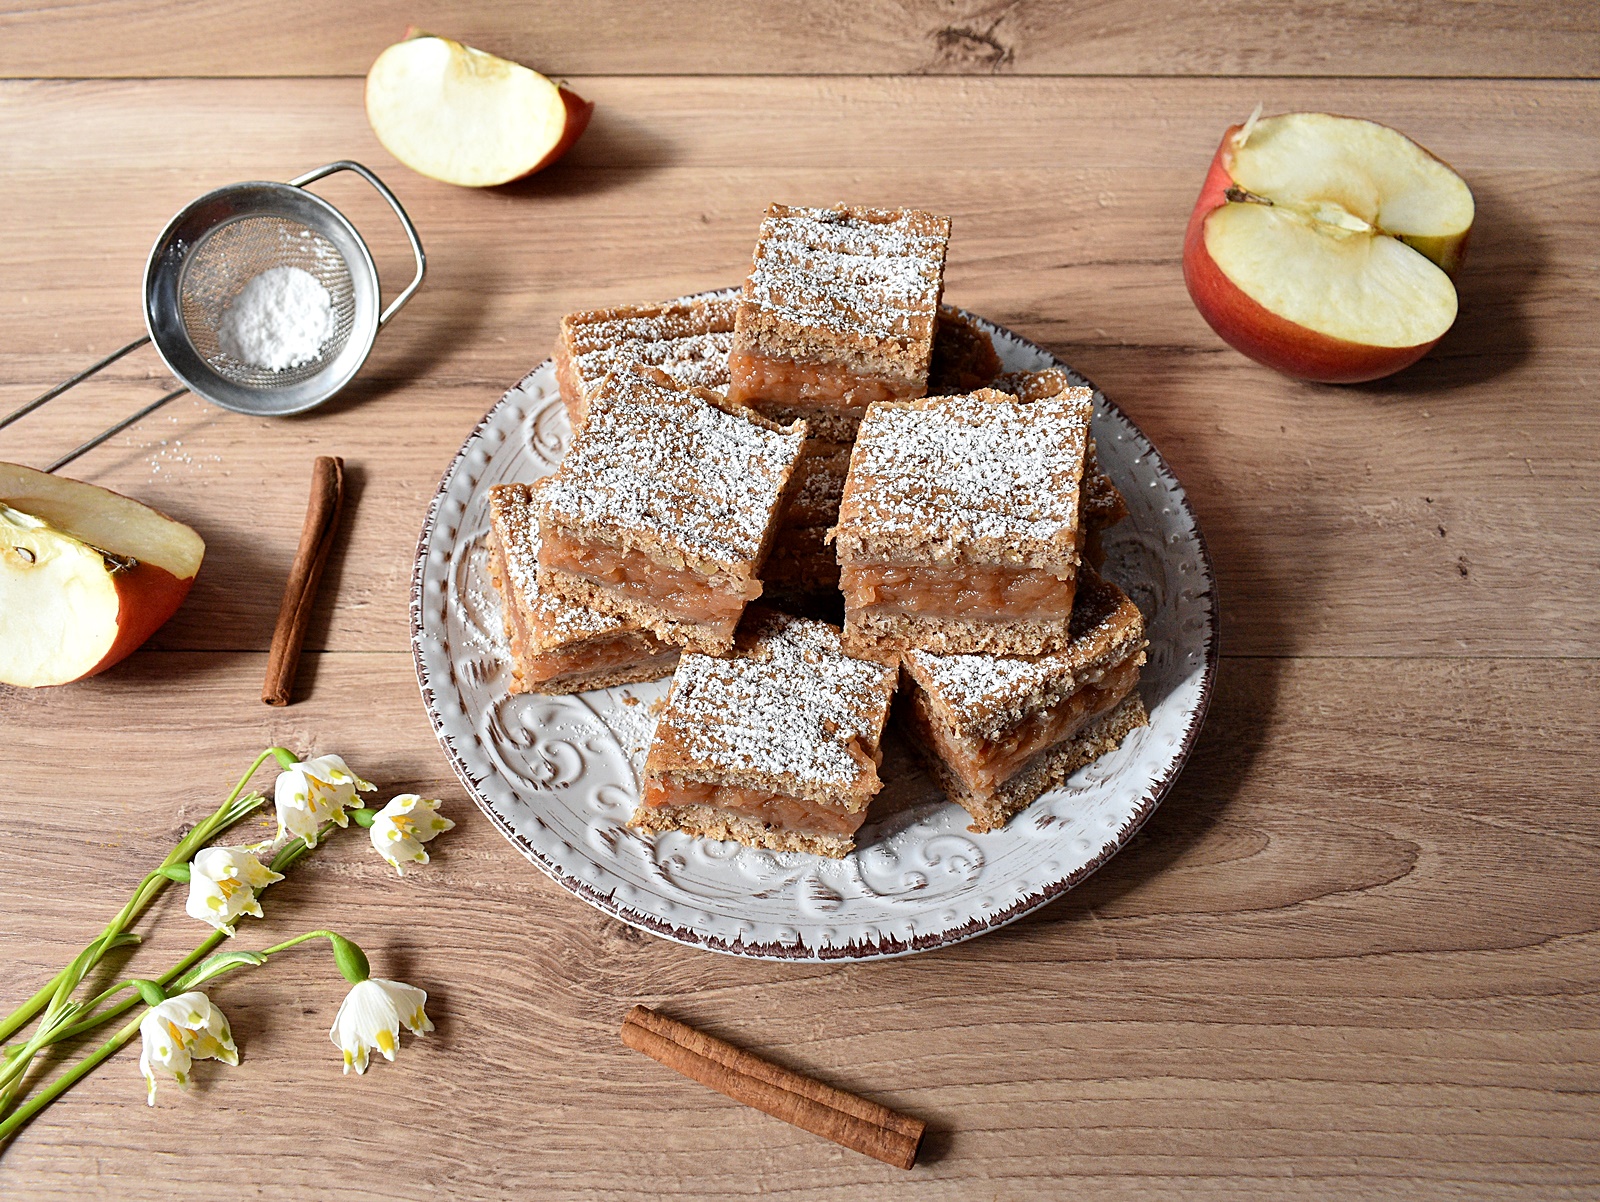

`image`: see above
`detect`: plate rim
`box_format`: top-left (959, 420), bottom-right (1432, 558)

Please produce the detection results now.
top-left (410, 296), bottom-right (1219, 961)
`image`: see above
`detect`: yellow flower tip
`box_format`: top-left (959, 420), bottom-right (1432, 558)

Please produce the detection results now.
top-left (375, 1028), bottom-right (396, 1055)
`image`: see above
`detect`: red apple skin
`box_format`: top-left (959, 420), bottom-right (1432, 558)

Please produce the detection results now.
top-left (79, 562), bottom-right (195, 683)
top-left (1182, 124), bottom-right (1444, 385)
top-left (520, 87), bottom-right (594, 178)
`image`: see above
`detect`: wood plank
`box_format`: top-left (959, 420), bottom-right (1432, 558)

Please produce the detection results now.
top-left (1, 653), bottom-right (1596, 1195)
top-left (0, 0), bottom-right (1595, 80)
top-left (2, 78), bottom-right (1595, 657)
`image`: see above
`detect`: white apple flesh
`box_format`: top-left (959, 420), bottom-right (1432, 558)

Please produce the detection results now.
top-left (365, 34), bottom-right (594, 188)
top-left (1184, 112), bottom-right (1475, 383)
top-left (0, 463), bottom-right (204, 687)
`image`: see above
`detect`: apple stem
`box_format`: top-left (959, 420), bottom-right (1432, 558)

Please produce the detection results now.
top-left (1232, 101), bottom-right (1265, 149)
top-left (1224, 185), bottom-right (1274, 207)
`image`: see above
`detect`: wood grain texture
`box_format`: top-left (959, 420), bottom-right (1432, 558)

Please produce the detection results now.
top-left (0, 0), bottom-right (1596, 79)
top-left (1, 17), bottom-right (1597, 1199)
top-left (0, 654), bottom-right (1596, 1197)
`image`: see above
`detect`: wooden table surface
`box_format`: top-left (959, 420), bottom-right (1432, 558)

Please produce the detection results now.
top-left (2, 4), bottom-right (1597, 1197)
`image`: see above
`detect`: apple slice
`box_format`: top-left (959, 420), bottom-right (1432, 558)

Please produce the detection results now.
top-left (0, 463), bottom-right (204, 688)
top-left (1183, 111), bottom-right (1474, 383)
top-left (365, 33), bottom-right (594, 187)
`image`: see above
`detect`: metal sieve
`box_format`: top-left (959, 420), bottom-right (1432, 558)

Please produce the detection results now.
top-left (1, 161), bottom-right (424, 472)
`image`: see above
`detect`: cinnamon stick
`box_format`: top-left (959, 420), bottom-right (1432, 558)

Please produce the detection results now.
top-left (261, 455), bottom-right (344, 706)
top-left (620, 1005), bottom-right (924, 1170)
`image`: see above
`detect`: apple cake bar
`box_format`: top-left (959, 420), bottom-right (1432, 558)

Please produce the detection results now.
top-left (833, 386), bottom-right (1094, 658)
top-left (555, 295), bottom-right (739, 433)
top-left (487, 482), bottom-right (679, 693)
top-left (992, 367), bottom-right (1130, 564)
top-left (726, 203), bottom-right (951, 443)
top-left (533, 365), bottom-right (806, 656)
top-left (899, 569), bottom-right (1149, 832)
top-left (631, 608), bottom-right (898, 858)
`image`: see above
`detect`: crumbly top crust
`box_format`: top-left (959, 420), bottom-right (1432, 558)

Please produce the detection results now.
top-left (535, 366), bottom-right (806, 572)
top-left (734, 203), bottom-right (950, 381)
top-left (991, 369), bottom-right (1126, 529)
top-left (489, 482), bottom-right (632, 647)
top-left (903, 571), bottom-right (1146, 741)
top-left (646, 609), bottom-right (897, 803)
top-left (991, 368), bottom-right (1094, 409)
top-left (562, 297), bottom-right (737, 395)
top-left (832, 387), bottom-right (1092, 568)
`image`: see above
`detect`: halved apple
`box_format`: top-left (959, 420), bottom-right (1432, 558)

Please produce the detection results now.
top-left (0, 463), bottom-right (204, 687)
top-left (365, 33), bottom-right (594, 187)
top-left (1183, 111), bottom-right (1475, 383)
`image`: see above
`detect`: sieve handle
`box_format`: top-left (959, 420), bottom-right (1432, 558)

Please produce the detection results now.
top-left (289, 161), bottom-right (426, 328)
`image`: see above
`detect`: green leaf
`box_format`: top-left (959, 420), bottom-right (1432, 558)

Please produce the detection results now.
top-left (327, 934), bottom-right (370, 985)
top-left (184, 951), bottom-right (268, 989)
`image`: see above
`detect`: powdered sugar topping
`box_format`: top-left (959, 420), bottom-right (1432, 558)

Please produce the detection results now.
top-left (837, 389), bottom-right (1092, 563)
top-left (537, 367), bottom-right (804, 566)
top-left (567, 299), bottom-right (737, 393)
top-left (655, 611), bottom-right (896, 791)
top-left (905, 573), bottom-right (1145, 735)
top-left (745, 205), bottom-right (949, 342)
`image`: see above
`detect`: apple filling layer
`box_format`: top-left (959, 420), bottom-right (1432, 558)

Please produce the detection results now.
top-left (640, 777), bottom-right (866, 838)
top-left (911, 657), bottom-right (1142, 795)
top-left (538, 529), bottom-right (760, 626)
top-left (527, 636), bottom-right (677, 689)
top-left (840, 561), bottom-right (1078, 623)
top-left (726, 348), bottom-right (919, 410)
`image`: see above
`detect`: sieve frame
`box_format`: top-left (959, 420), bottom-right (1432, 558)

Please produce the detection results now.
top-left (142, 160), bottom-right (425, 418)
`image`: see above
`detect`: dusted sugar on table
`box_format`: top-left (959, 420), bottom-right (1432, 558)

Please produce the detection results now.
top-left (632, 608), bottom-right (898, 858)
top-left (533, 365), bottom-right (806, 656)
top-left (487, 482), bottom-right (680, 694)
top-left (833, 386), bottom-right (1093, 658)
top-left (898, 569), bottom-right (1149, 833)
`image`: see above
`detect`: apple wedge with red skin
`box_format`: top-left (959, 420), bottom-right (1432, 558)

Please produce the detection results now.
top-left (0, 463), bottom-right (204, 687)
top-left (366, 33), bottom-right (594, 188)
top-left (1183, 112), bottom-right (1475, 384)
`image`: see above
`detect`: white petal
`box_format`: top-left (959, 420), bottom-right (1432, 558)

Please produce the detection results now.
top-left (331, 979), bottom-right (401, 1071)
top-left (373, 978), bottom-right (433, 1036)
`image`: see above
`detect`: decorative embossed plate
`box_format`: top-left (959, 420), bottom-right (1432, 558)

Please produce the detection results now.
top-left (411, 297), bottom-right (1217, 960)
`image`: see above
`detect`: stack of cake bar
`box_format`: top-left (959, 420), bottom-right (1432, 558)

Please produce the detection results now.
top-left (487, 202), bottom-right (1148, 857)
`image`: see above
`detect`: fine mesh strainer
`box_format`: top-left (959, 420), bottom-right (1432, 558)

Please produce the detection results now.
top-left (1, 161), bottom-right (424, 472)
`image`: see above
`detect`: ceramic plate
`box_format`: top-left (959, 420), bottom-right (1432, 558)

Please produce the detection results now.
top-left (411, 297), bottom-right (1217, 960)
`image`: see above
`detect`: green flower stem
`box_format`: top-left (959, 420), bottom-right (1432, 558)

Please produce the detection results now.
top-left (0, 1012), bottom-right (143, 1150)
top-left (0, 746), bottom-right (289, 1048)
top-left (11, 810), bottom-right (344, 1054)
top-left (0, 926), bottom-right (360, 1147)
top-left (47, 930), bottom-right (228, 1047)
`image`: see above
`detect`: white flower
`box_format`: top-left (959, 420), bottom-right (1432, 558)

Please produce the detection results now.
top-left (330, 978), bottom-right (433, 1075)
top-left (138, 991), bottom-right (238, 1105)
top-left (369, 795), bottom-right (455, 875)
top-left (184, 846), bottom-right (284, 936)
top-left (274, 754), bottom-right (375, 847)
